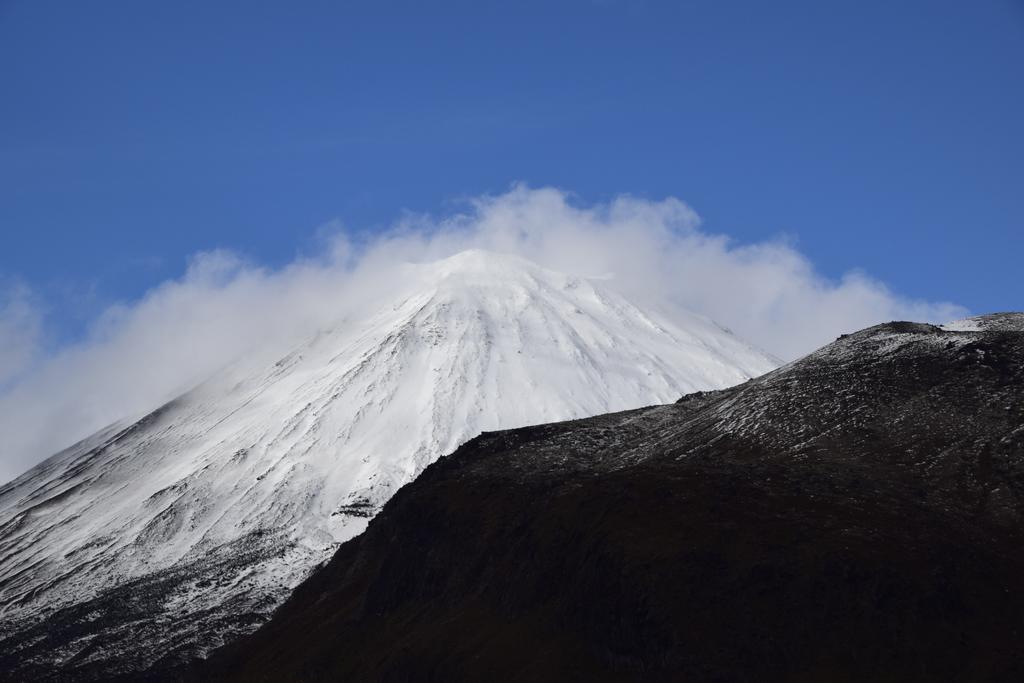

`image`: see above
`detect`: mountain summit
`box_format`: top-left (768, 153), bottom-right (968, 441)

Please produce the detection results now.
top-left (0, 250), bottom-right (775, 678)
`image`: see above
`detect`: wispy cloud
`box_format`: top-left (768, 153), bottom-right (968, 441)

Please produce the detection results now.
top-left (0, 185), bottom-right (965, 483)
top-left (0, 283), bottom-right (43, 389)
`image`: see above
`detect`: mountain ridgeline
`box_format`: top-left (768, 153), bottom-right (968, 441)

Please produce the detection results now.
top-left (197, 313), bottom-right (1024, 682)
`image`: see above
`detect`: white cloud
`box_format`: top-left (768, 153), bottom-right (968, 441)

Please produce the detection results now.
top-left (0, 186), bottom-right (965, 483)
top-left (0, 283), bottom-right (43, 389)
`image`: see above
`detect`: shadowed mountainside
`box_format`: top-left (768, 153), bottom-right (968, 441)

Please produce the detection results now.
top-left (196, 313), bottom-right (1024, 682)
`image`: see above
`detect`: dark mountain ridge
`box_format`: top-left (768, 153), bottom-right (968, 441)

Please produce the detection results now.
top-left (194, 313), bottom-right (1024, 682)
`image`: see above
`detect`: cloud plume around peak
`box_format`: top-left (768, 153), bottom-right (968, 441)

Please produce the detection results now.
top-left (0, 186), bottom-right (964, 483)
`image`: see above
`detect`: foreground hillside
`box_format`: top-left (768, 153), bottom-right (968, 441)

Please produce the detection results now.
top-left (199, 313), bottom-right (1024, 682)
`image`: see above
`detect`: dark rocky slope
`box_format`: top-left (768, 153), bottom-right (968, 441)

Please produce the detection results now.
top-left (192, 313), bottom-right (1024, 682)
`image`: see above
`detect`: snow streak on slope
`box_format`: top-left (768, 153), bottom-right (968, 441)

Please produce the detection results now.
top-left (0, 250), bottom-right (776, 673)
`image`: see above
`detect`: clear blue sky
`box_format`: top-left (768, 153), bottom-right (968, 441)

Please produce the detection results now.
top-left (2, 0), bottom-right (1021, 342)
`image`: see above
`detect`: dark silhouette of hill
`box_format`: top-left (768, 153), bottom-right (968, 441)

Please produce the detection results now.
top-left (193, 313), bottom-right (1024, 682)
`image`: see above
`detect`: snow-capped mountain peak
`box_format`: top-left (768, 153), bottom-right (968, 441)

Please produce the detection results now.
top-left (0, 250), bottom-right (776, 675)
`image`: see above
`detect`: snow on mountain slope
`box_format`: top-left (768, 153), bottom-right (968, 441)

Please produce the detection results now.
top-left (0, 250), bottom-right (776, 676)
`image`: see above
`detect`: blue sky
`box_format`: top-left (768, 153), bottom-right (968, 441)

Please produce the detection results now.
top-left (1, 0), bottom-right (1022, 345)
